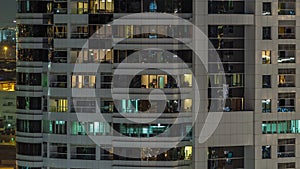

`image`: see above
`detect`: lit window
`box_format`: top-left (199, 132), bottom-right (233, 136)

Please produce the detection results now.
top-left (262, 50), bottom-right (271, 64)
top-left (49, 98), bottom-right (68, 112)
top-left (278, 20), bottom-right (295, 39)
top-left (72, 74), bottom-right (96, 88)
top-left (278, 69), bottom-right (295, 87)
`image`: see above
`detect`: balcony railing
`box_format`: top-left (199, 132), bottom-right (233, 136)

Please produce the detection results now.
top-left (278, 9), bottom-right (295, 15)
top-left (50, 82), bottom-right (67, 88)
top-left (278, 33), bottom-right (295, 39)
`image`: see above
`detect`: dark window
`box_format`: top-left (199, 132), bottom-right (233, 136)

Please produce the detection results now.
top-left (16, 97), bottom-right (41, 110)
top-left (263, 27), bottom-right (271, 40)
top-left (262, 99), bottom-right (271, 113)
top-left (208, 146), bottom-right (244, 168)
top-left (43, 142), bottom-right (47, 157)
top-left (17, 73), bottom-right (41, 86)
top-left (30, 97), bottom-right (42, 110)
top-left (18, 166), bottom-right (41, 169)
top-left (278, 93), bottom-right (295, 112)
top-left (16, 96), bottom-right (26, 109)
top-left (101, 73), bottom-right (112, 88)
top-left (17, 49), bottom-right (49, 62)
top-left (53, 1), bottom-right (67, 14)
top-left (278, 44), bottom-right (295, 63)
top-left (17, 142), bottom-right (41, 156)
top-left (49, 143), bottom-right (67, 159)
top-left (100, 145), bottom-right (113, 160)
top-left (278, 162), bottom-right (296, 169)
top-left (18, 24), bottom-right (51, 37)
top-left (17, 1), bottom-right (52, 13)
top-left (114, 0), bottom-right (192, 13)
top-left (262, 145), bottom-right (271, 159)
top-left (89, 14), bottom-right (113, 24)
top-left (52, 50), bottom-right (67, 63)
top-left (71, 146), bottom-right (96, 160)
top-left (278, 139), bottom-right (295, 158)
top-left (262, 2), bottom-right (272, 15)
top-left (17, 119), bottom-right (41, 133)
top-left (208, 1), bottom-right (245, 14)
top-left (262, 75), bottom-right (271, 88)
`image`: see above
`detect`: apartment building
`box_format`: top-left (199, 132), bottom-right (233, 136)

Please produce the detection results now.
top-left (15, 0), bottom-right (300, 169)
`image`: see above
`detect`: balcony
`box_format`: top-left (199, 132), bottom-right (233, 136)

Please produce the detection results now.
top-left (278, 0), bottom-right (295, 15)
top-left (49, 74), bottom-right (67, 88)
top-left (278, 21), bottom-right (296, 39)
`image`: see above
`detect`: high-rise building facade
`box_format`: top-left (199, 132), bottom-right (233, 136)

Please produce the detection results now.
top-left (15, 0), bottom-right (300, 169)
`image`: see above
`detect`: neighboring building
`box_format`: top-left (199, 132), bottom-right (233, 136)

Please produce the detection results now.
top-left (0, 81), bottom-right (16, 131)
top-left (0, 27), bottom-right (16, 43)
top-left (0, 27), bottom-right (16, 60)
top-left (15, 1), bottom-right (300, 169)
top-left (0, 145), bottom-right (16, 169)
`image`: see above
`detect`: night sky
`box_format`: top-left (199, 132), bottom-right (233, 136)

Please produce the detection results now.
top-left (0, 0), bottom-right (16, 27)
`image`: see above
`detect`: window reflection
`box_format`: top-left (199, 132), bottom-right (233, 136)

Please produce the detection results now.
top-left (278, 0), bottom-right (295, 15)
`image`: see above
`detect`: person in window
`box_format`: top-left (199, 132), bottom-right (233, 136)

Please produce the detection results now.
top-left (149, 0), bottom-right (157, 12)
